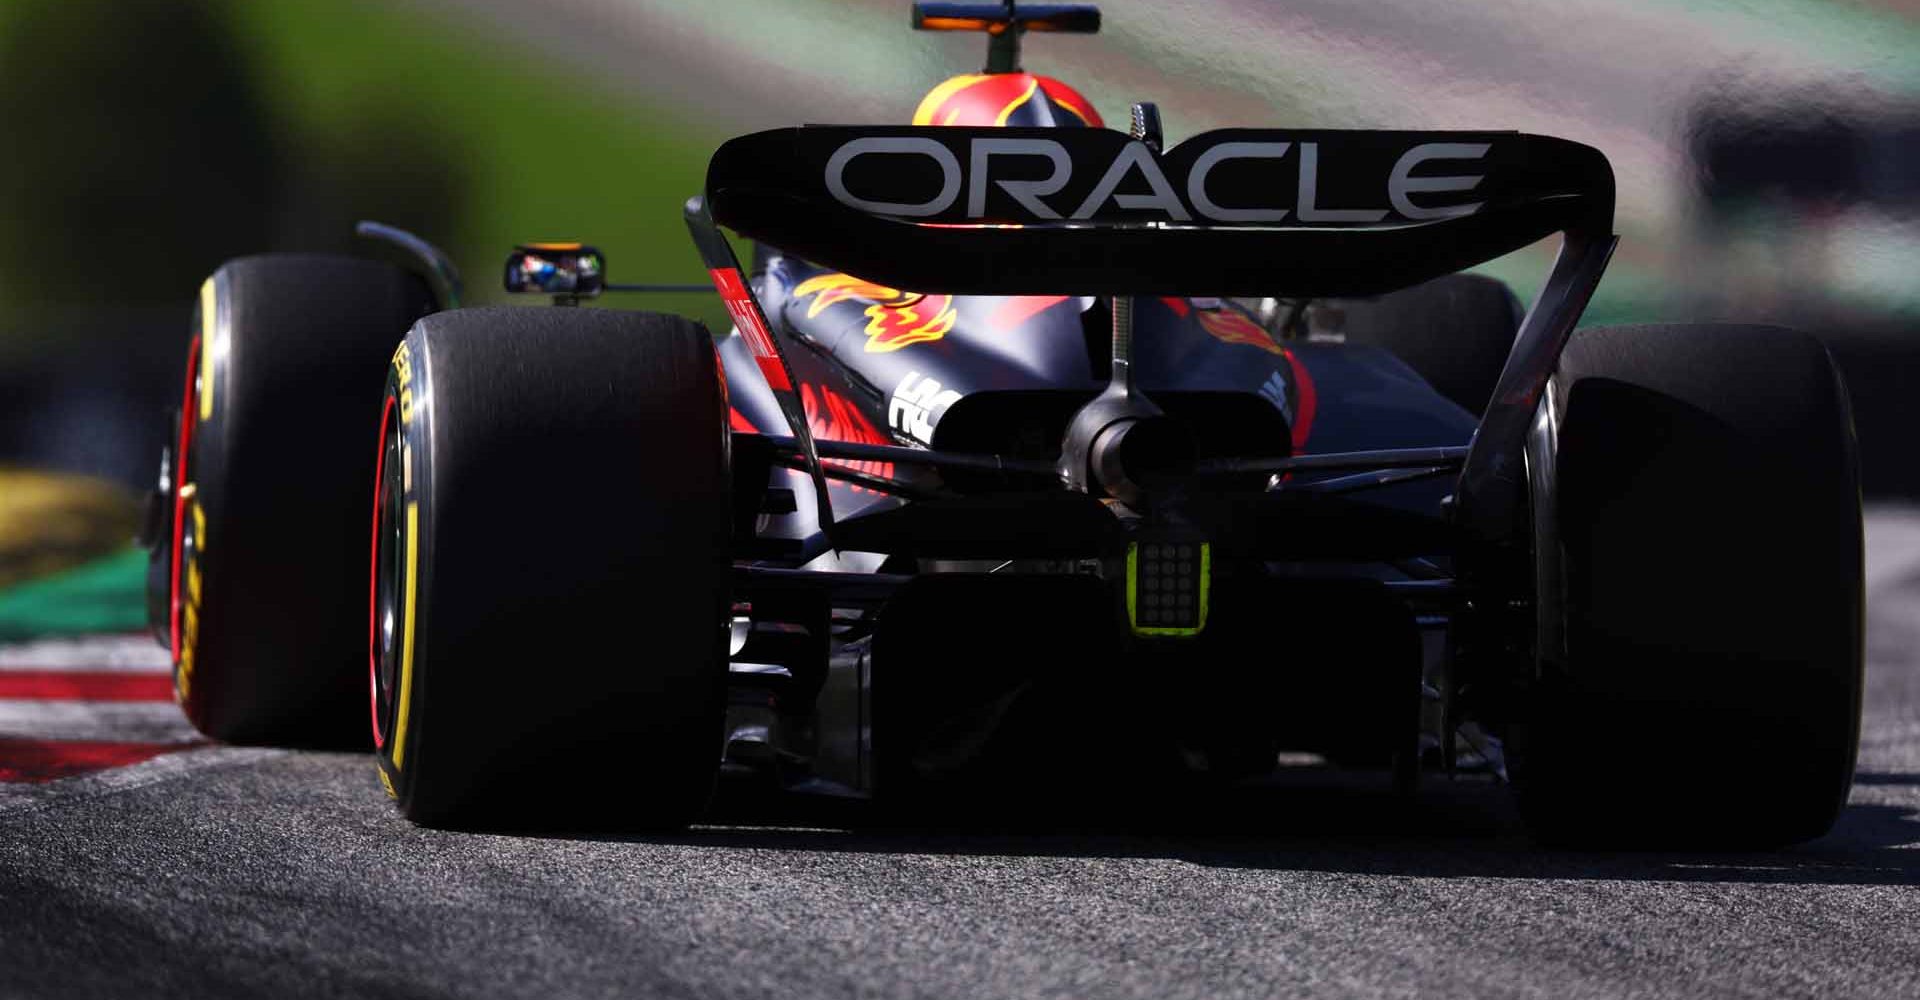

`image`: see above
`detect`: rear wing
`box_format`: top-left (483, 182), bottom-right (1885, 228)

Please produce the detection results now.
top-left (702, 125), bottom-right (1612, 297)
top-left (686, 124), bottom-right (1620, 549)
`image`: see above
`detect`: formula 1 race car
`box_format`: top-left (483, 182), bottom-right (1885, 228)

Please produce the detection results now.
top-left (145, 3), bottom-right (1862, 848)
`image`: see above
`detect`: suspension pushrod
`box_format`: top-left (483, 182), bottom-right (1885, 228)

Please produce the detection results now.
top-left (1197, 445), bottom-right (1470, 477)
top-left (748, 434), bottom-right (1058, 476)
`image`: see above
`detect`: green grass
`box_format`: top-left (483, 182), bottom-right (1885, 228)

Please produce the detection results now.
top-left (0, 547), bottom-right (147, 641)
top-left (224, 0), bottom-right (731, 328)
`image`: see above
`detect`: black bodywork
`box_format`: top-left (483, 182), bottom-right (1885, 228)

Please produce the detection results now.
top-left (684, 118), bottom-right (1618, 796)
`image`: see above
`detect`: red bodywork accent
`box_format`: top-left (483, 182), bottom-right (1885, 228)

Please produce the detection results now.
top-left (0, 672), bottom-right (175, 702)
top-left (729, 407), bottom-right (760, 434)
top-left (368, 393), bottom-right (396, 750)
top-left (801, 383), bottom-right (894, 488)
top-left (710, 267), bottom-right (792, 391)
top-left (1037, 77), bottom-right (1103, 126)
top-left (168, 334), bottom-right (201, 667)
top-left (988, 295), bottom-right (1071, 331)
top-left (1158, 296), bottom-right (1192, 318)
top-left (1283, 348), bottom-right (1317, 452)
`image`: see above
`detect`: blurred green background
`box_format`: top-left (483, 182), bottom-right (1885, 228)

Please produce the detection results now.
top-left (0, 0), bottom-right (727, 318)
top-left (0, 0), bottom-right (737, 500)
top-left (2, 0), bottom-right (1917, 499)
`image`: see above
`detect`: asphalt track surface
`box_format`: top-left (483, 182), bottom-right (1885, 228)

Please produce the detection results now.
top-left (3, 518), bottom-right (1918, 999)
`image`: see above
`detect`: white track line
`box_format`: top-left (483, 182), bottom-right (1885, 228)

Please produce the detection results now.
top-left (0, 700), bottom-right (197, 744)
top-left (0, 634), bottom-right (170, 672)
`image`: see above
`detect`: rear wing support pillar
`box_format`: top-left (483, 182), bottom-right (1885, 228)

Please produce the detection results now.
top-left (1453, 230), bottom-right (1618, 547)
top-left (684, 196), bottom-right (838, 546)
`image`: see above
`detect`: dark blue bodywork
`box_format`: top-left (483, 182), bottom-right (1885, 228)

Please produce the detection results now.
top-left (723, 254), bottom-right (1478, 558)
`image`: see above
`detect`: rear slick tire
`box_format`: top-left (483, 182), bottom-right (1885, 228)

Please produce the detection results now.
top-left (1511, 323), bottom-right (1862, 849)
top-left (166, 254), bottom-right (433, 747)
top-left (371, 306), bottom-right (731, 831)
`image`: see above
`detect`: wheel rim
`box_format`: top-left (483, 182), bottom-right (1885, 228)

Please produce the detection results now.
top-left (370, 393), bottom-right (407, 750)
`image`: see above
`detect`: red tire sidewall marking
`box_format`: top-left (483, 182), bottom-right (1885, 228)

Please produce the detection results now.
top-left (169, 334), bottom-right (201, 667)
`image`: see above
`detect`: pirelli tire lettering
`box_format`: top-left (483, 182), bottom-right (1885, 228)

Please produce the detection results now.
top-left (392, 340), bottom-right (417, 423)
top-left (173, 275), bottom-right (224, 703)
top-left (177, 495), bottom-right (205, 699)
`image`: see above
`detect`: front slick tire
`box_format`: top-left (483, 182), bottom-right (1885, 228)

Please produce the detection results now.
top-left (1512, 324), bottom-right (1862, 849)
top-left (372, 307), bottom-right (731, 831)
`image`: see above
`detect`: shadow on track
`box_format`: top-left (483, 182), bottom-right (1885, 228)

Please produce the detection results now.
top-left (604, 765), bottom-right (1920, 890)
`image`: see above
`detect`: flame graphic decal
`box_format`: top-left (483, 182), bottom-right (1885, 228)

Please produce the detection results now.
top-left (861, 294), bottom-right (957, 353)
top-left (1195, 307), bottom-right (1285, 356)
top-left (793, 273), bottom-right (914, 318)
top-left (793, 272), bottom-right (959, 354)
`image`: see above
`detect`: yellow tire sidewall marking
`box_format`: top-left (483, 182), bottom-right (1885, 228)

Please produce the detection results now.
top-left (390, 501), bottom-right (420, 770)
top-left (179, 494), bottom-right (208, 698)
top-left (197, 278), bottom-right (217, 422)
top-left (375, 344), bottom-right (422, 791)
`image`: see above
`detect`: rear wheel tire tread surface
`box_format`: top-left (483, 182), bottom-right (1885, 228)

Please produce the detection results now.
top-left (1511, 322), bottom-right (1862, 849)
top-left (374, 306), bottom-right (730, 832)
